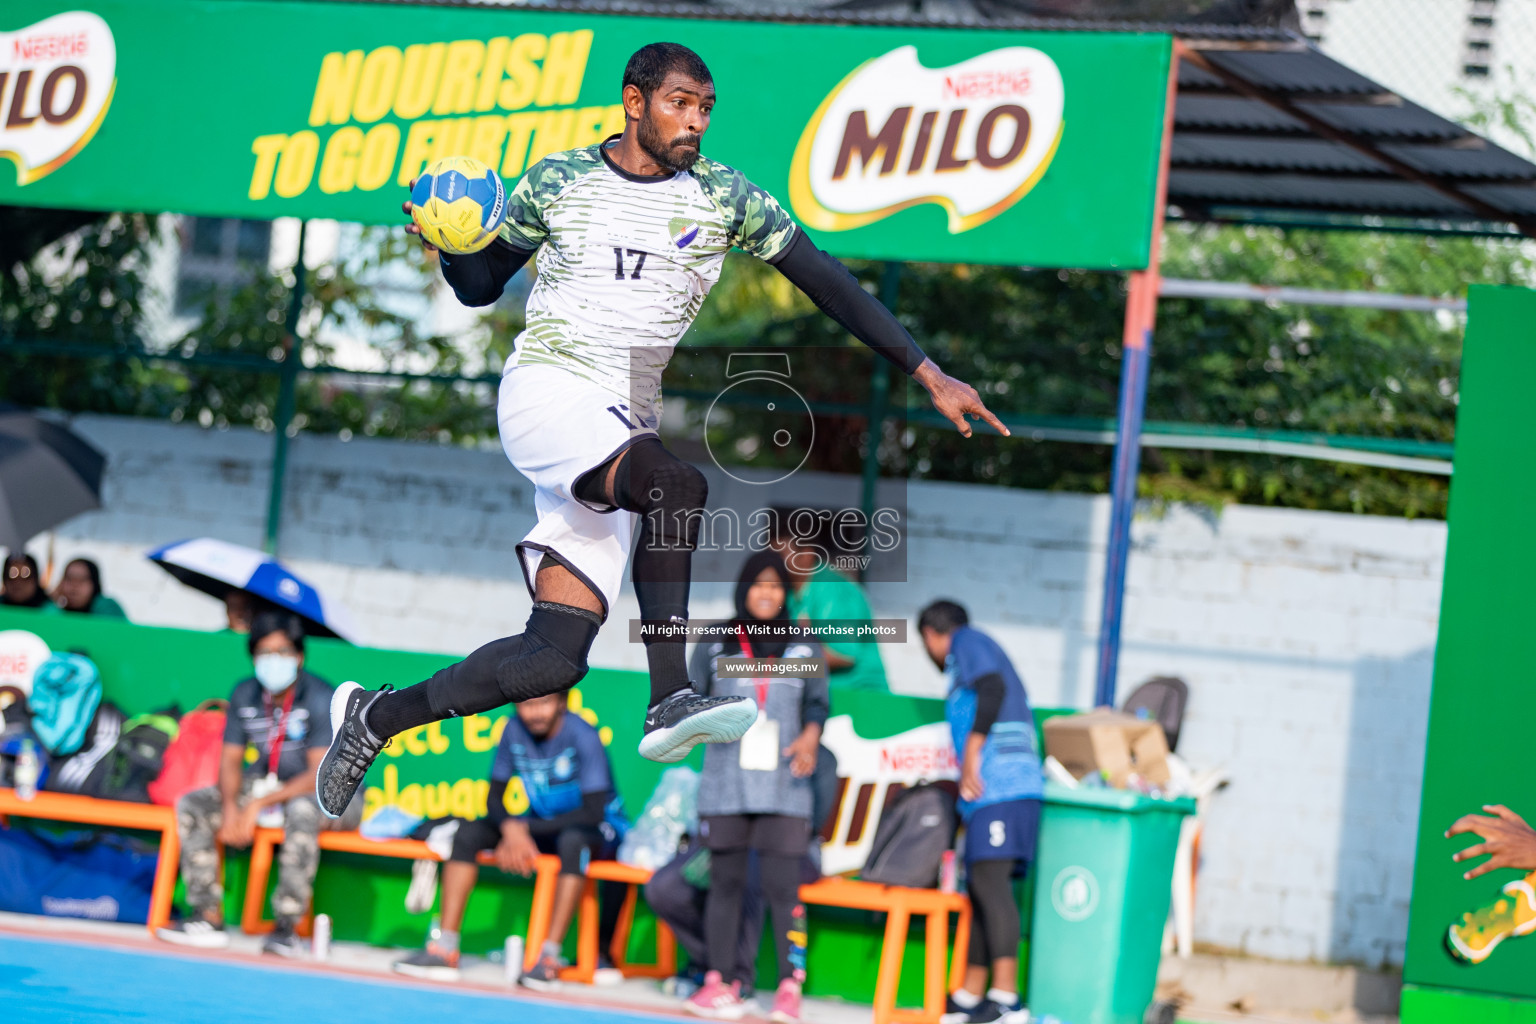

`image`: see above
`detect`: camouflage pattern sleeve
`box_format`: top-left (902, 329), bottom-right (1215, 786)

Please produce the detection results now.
top-left (692, 159), bottom-right (800, 261)
top-left (498, 147), bottom-right (605, 250)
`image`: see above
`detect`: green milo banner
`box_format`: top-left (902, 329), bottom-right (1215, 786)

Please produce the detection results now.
top-left (0, 0), bottom-right (1171, 268)
top-left (1404, 286), bottom-right (1536, 1022)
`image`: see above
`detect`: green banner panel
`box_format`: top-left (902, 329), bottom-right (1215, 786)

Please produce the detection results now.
top-left (1402, 984), bottom-right (1536, 1024)
top-left (0, 1), bottom-right (1170, 268)
top-left (0, 606), bottom-right (973, 1000)
top-left (1405, 286), bottom-right (1536, 998)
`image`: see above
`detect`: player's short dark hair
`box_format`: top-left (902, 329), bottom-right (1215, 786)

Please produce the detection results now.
top-left (623, 42), bottom-right (712, 101)
top-left (918, 600), bottom-right (969, 635)
top-left (248, 608), bottom-right (307, 656)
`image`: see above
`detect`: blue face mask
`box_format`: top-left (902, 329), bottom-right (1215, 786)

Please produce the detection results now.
top-left (254, 653), bottom-right (299, 693)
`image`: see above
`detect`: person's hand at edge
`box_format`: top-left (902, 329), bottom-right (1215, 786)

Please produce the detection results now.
top-left (1447, 804), bottom-right (1536, 879)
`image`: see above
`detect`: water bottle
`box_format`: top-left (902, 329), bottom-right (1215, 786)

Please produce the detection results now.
top-left (312, 913), bottom-right (332, 960)
top-left (939, 850), bottom-right (957, 894)
top-left (504, 934), bottom-right (524, 984)
top-left (15, 739), bottom-right (39, 801)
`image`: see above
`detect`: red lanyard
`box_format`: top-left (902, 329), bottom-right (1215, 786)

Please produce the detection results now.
top-left (264, 686), bottom-right (297, 774)
top-left (735, 625), bottom-right (769, 710)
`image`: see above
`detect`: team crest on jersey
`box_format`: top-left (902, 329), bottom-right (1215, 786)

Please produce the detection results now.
top-left (669, 217), bottom-right (700, 249)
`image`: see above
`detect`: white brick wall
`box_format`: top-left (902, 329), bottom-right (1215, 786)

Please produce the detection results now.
top-left (26, 413), bottom-right (1441, 968)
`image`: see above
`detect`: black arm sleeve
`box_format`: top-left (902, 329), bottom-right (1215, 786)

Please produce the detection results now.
top-left (524, 790), bottom-right (610, 836)
top-left (970, 673), bottom-right (1007, 737)
top-left (437, 236), bottom-right (536, 308)
top-left (486, 777), bottom-right (511, 827)
top-left (768, 230), bottom-right (927, 375)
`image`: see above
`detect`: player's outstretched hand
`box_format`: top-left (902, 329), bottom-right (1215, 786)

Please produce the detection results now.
top-left (913, 359), bottom-right (1010, 439)
top-left (402, 178), bottom-right (438, 256)
top-left (1446, 804), bottom-right (1536, 879)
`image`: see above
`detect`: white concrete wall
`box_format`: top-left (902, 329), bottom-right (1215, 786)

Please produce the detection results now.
top-left (21, 413), bottom-right (1442, 968)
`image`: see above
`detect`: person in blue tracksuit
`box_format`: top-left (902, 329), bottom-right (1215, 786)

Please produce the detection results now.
top-left (919, 600), bottom-right (1043, 1024)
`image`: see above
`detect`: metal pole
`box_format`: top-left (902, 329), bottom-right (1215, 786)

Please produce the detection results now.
top-left (264, 221), bottom-right (307, 556)
top-left (1094, 41), bottom-right (1181, 709)
top-left (1158, 278), bottom-right (1467, 313)
top-left (857, 262), bottom-right (901, 582)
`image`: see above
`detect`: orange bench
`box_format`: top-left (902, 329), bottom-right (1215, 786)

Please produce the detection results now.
top-left (798, 877), bottom-right (971, 1024)
top-left (242, 827), bottom-right (674, 982)
top-left (0, 787), bottom-right (181, 936)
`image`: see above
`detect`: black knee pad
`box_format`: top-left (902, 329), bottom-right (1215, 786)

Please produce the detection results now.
top-left (494, 602), bottom-right (600, 704)
top-left (613, 440), bottom-right (709, 548)
top-left (555, 826), bottom-right (599, 873)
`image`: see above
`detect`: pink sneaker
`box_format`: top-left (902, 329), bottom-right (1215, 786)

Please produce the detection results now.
top-left (770, 978), bottom-right (802, 1023)
top-left (685, 971), bottom-right (746, 1020)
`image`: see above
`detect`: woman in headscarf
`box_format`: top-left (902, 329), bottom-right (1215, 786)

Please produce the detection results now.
top-left (0, 554), bottom-right (50, 608)
top-left (50, 558), bottom-right (127, 618)
top-left (683, 550), bottom-right (828, 1024)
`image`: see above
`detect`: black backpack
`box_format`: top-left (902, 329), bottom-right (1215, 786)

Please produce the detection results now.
top-left (860, 783), bottom-right (958, 888)
top-left (89, 714), bottom-right (178, 803)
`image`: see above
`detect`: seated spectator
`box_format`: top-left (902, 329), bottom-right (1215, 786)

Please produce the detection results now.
top-left (1, 554), bottom-right (49, 609)
top-left (48, 558), bottom-right (126, 618)
top-left (156, 610), bottom-right (360, 955)
top-left (919, 601), bottom-right (1043, 1024)
top-left (682, 550), bottom-right (827, 1023)
top-left (393, 692), bottom-right (628, 989)
top-left (768, 528), bottom-right (888, 691)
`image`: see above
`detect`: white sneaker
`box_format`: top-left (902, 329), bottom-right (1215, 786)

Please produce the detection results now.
top-left (157, 917), bottom-right (230, 949)
top-left (406, 858), bottom-right (439, 915)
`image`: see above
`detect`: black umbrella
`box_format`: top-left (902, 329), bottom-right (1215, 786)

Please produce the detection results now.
top-left (0, 408), bottom-right (106, 551)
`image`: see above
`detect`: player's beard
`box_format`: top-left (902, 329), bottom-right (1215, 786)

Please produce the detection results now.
top-left (638, 103), bottom-right (701, 173)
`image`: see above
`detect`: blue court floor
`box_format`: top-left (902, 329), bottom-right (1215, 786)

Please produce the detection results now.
top-left (0, 932), bottom-right (674, 1024)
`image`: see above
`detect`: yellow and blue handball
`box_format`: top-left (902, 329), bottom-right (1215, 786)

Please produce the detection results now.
top-left (410, 156), bottom-right (506, 254)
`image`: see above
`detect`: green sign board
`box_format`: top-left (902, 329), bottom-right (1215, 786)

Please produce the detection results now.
top-left (1, 0), bottom-right (1170, 268)
top-left (1404, 286), bottom-right (1536, 1022)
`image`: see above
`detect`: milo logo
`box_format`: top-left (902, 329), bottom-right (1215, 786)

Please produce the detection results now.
top-left (0, 11), bottom-right (117, 184)
top-left (789, 45), bottom-right (1064, 234)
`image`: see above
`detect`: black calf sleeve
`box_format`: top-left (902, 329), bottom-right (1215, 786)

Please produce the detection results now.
top-left (374, 602), bottom-right (599, 729)
top-left (966, 859), bottom-right (1022, 967)
top-left (610, 439), bottom-right (709, 704)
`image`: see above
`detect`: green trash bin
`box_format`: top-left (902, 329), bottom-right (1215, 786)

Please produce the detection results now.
top-left (1024, 781), bottom-right (1195, 1024)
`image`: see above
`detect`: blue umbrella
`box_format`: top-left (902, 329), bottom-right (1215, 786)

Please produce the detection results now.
top-left (147, 537), bottom-right (359, 643)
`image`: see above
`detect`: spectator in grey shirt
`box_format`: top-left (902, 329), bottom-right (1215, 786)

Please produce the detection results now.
top-left (684, 550), bottom-right (828, 1023)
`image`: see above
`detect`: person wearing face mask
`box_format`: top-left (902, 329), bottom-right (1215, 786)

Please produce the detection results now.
top-left (157, 610), bottom-right (361, 955)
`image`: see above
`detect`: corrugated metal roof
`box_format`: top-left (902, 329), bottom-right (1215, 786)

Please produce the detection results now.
top-left (1171, 46), bottom-right (1536, 235)
top-left (304, 0), bottom-right (1536, 236)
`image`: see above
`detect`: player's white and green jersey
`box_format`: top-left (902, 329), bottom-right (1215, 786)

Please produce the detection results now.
top-left (497, 138), bottom-right (799, 403)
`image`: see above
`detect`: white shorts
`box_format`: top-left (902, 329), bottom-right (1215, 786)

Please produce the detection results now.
top-left (498, 364), bottom-right (658, 616)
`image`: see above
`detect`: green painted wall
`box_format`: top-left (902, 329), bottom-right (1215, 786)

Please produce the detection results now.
top-left (1405, 286), bottom-right (1536, 1010)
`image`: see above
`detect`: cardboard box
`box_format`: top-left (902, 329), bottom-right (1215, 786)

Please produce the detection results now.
top-left (1043, 709), bottom-right (1170, 788)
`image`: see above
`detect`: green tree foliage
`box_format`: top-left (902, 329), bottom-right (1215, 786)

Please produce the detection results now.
top-left (3, 210), bottom-right (1527, 519)
top-left (674, 224), bottom-right (1529, 519)
top-left (0, 219), bottom-right (510, 444)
